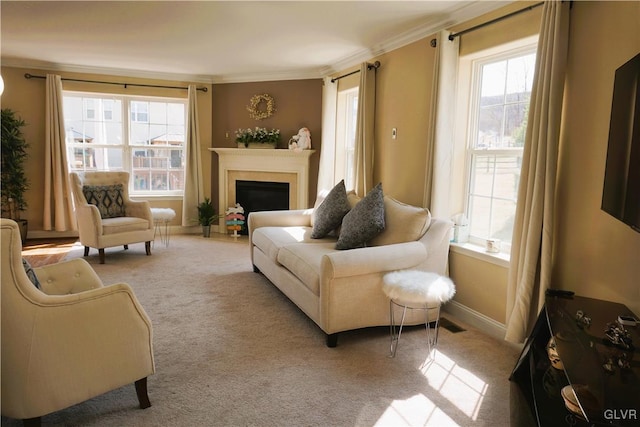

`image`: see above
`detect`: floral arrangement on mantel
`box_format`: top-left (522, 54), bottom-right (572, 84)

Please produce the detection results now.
top-left (235, 127), bottom-right (280, 148)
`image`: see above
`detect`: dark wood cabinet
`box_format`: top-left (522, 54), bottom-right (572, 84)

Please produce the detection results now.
top-left (510, 294), bottom-right (640, 426)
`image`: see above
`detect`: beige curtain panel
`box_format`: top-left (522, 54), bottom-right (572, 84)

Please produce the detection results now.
top-left (353, 62), bottom-right (376, 196)
top-left (505, 0), bottom-right (571, 343)
top-left (43, 74), bottom-right (76, 231)
top-left (427, 30), bottom-right (459, 216)
top-left (316, 76), bottom-right (338, 197)
top-left (182, 84), bottom-right (205, 226)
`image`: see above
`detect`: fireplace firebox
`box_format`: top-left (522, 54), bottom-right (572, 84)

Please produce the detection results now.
top-left (236, 180), bottom-right (290, 235)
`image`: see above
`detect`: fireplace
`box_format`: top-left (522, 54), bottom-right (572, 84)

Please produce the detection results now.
top-left (211, 148), bottom-right (315, 232)
top-left (236, 180), bottom-right (289, 234)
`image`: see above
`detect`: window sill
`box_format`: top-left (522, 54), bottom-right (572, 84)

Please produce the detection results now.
top-left (449, 242), bottom-right (510, 268)
top-left (131, 195), bottom-right (183, 201)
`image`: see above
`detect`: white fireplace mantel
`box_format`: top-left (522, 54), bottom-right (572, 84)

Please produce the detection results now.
top-left (210, 148), bottom-right (315, 230)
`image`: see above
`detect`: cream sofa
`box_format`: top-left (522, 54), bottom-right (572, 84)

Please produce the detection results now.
top-left (249, 193), bottom-right (453, 347)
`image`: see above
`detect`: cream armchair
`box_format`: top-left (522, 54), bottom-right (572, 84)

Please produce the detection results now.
top-left (70, 171), bottom-right (154, 264)
top-left (1, 219), bottom-right (155, 425)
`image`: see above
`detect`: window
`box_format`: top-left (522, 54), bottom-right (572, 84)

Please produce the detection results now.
top-left (63, 93), bottom-right (187, 196)
top-left (335, 87), bottom-right (358, 190)
top-left (463, 44), bottom-right (537, 251)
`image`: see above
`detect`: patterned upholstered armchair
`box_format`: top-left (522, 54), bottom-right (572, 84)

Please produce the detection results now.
top-left (0, 219), bottom-right (155, 425)
top-left (70, 172), bottom-right (154, 264)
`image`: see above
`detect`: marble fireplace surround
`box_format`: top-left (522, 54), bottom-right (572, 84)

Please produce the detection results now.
top-left (210, 148), bottom-right (315, 230)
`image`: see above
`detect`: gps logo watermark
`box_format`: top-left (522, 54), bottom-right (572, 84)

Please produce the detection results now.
top-left (604, 409), bottom-right (637, 421)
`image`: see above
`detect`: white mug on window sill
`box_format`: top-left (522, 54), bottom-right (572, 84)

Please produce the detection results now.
top-left (486, 238), bottom-right (501, 253)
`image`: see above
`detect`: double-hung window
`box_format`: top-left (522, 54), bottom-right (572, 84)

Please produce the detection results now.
top-left (463, 42), bottom-right (537, 252)
top-left (63, 92), bottom-right (187, 196)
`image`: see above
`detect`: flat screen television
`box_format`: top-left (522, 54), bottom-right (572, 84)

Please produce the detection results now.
top-left (601, 52), bottom-right (640, 232)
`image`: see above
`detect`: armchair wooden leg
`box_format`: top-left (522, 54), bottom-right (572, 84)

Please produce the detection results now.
top-left (145, 241), bottom-right (151, 256)
top-left (135, 377), bottom-right (152, 409)
top-left (23, 417), bottom-right (41, 427)
top-left (84, 246), bottom-right (89, 257)
top-left (99, 248), bottom-right (105, 264)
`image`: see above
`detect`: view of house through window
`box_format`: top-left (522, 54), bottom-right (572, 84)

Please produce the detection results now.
top-left (464, 45), bottom-right (537, 250)
top-left (63, 93), bottom-right (187, 196)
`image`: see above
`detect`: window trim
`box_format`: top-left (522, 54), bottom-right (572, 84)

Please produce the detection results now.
top-left (452, 36), bottom-right (538, 259)
top-left (63, 90), bottom-right (187, 197)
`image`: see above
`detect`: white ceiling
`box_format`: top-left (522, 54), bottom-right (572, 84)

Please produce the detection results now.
top-left (1, 1), bottom-right (506, 83)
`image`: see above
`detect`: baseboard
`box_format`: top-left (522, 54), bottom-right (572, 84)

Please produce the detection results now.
top-left (28, 230), bottom-right (80, 239)
top-left (443, 300), bottom-right (507, 341)
top-left (28, 225), bottom-right (223, 240)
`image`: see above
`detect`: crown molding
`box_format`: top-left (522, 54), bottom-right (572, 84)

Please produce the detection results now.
top-left (1, 57), bottom-right (217, 84)
top-left (211, 67), bottom-right (325, 84)
top-left (2, 1), bottom-right (509, 84)
top-left (1, 56), bottom-right (325, 84)
top-left (321, 0), bottom-right (508, 76)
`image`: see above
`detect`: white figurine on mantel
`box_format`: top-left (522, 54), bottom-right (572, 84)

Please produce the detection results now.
top-left (288, 127), bottom-right (311, 151)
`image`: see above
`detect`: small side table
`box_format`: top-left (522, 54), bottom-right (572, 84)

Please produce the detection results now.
top-left (150, 208), bottom-right (176, 247)
top-left (382, 270), bottom-right (455, 358)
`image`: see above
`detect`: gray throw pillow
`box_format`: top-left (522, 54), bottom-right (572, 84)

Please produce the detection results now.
top-left (311, 180), bottom-right (351, 238)
top-left (83, 184), bottom-right (126, 219)
top-left (336, 183), bottom-right (385, 250)
top-left (22, 258), bottom-right (41, 289)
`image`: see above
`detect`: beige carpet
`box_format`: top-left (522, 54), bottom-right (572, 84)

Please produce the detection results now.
top-left (3, 234), bottom-right (519, 426)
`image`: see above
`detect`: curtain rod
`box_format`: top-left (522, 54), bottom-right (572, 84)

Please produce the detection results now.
top-left (24, 73), bottom-right (208, 92)
top-left (448, 1), bottom-right (544, 41)
top-left (330, 61), bottom-right (381, 83)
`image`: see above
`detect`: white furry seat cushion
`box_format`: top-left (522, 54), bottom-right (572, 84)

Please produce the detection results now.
top-left (382, 270), bottom-right (455, 306)
top-left (151, 208), bottom-right (176, 222)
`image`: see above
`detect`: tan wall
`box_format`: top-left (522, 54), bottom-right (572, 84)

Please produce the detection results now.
top-left (374, 38), bottom-right (436, 207)
top-left (449, 254), bottom-right (509, 323)
top-left (210, 79), bottom-right (322, 214)
top-left (0, 67), bottom-right (213, 231)
top-left (457, 1), bottom-right (543, 56)
top-left (555, 1), bottom-right (640, 315)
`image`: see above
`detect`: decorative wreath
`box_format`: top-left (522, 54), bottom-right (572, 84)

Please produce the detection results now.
top-left (246, 94), bottom-right (276, 120)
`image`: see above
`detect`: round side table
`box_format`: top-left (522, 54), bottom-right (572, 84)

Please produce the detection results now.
top-left (382, 270), bottom-right (455, 358)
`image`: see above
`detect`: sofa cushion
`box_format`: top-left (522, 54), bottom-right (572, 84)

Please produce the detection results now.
top-left (311, 180), bottom-right (351, 239)
top-left (347, 191), bottom-right (361, 208)
top-left (336, 183), bottom-right (385, 250)
top-left (277, 242), bottom-right (338, 296)
top-left (370, 196), bottom-right (432, 246)
top-left (83, 184), bottom-right (126, 219)
top-left (101, 217), bottom-right (150, 235)
top-left (253, 226), bottom-right (335, 263)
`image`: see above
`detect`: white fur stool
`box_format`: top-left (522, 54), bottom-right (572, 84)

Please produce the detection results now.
top-left (151, 208), bottom-right (176, 247)
top-left (382, 270), bottom-right (455, 358)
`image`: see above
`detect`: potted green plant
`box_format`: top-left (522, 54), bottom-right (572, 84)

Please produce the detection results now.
top-left (1, 109), bottom-right (30, 243)
top-left (197, 197), bottom-right (218, 237)
top-left (235, 127), bottom-right (280, 148)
